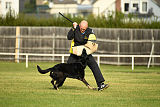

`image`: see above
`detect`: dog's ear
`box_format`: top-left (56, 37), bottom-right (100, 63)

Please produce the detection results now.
top-left (81, 48), bottom-right (88, 60)
top-left (82, 48), bottom-right (87, 55)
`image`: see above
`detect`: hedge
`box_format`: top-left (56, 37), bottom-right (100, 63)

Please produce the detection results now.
top-left (0, 12), bottom-right (160, 29)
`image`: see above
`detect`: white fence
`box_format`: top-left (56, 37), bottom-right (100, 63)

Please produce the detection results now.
top-left (0, 52), bottom-right (160, 70)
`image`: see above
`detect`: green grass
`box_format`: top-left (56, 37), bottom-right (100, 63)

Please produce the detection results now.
top-left (0, 61), bottom-right (160, 107)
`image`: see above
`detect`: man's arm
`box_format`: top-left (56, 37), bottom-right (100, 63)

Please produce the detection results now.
top-left (67, 28), bottom-right (75, 40)
top-left (67, 22), bottom-right (78, 40)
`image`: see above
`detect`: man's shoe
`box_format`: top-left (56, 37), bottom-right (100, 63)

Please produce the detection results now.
top-left (98, 83), bottom-right (109, 91)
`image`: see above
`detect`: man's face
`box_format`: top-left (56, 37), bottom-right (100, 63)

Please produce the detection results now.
top-left (80, 27), bottom-right (87, 33)
top-left (79, 21), bottom-right (88, 33)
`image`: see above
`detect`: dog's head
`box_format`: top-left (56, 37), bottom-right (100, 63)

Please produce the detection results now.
top-left (80, 48), bottom-right (88, 68)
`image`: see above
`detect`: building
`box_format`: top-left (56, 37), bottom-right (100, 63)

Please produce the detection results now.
top-left (0, 0), bottom-right (19, 17)
top-left (92, 0), bottom-right (160, 17)
top-left (1, 0), bottom-right (160, 18)
top-left (0, 0), bottom-right (29, 17)
top-left (49, 0), bottom-right (97, 16)
top-left (48, 0), bottom-right (160, 17)
top-left (93, 0), bottom-right (116, 16)
top-left (49, 0), bottom-right (78, 15)
top-left (36, 0), bottom-right (49, 13)
top-left (148, 0), bottom-right (160, 17)
top-left (121, 0), bottom-right (160, 17)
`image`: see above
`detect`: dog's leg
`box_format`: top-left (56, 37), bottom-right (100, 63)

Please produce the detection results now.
top-left (51, 79), bottom-right (58, 90)
top-left (55, 77), bottom-right (66, 90)
top-left (51, 79), bottom-right (54, 86)
top-left (55, 81), bottom-right (60, 90)
top-left (57, 77), bottom-right (66, 87)
top-left (51, 80), bottom-right (55, 89)
top-left (81, 78), bottom-right (97, 90)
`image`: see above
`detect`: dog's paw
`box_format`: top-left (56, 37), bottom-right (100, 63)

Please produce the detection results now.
top-left (87, 85), bottom-right (98, 90)
top-left (53, 85), bottom-right (59, 90)
top-left (54, 87), bottom-right (59, 91)
top-left (87, 85), bottom-right (94, 90)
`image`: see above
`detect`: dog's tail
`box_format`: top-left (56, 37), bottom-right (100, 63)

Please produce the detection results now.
top-left (37, 65), bottom-right (51, 74)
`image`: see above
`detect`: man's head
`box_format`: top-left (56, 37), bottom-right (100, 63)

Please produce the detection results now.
top-left (79, 20), bottom-right (88, 33)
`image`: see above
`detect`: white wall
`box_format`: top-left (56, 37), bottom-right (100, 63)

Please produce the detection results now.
top-left (148, 0), bottom-right (160, 17)
top-left (93, 0), bottom-right (116, 16)
top-left (50, 4), bottom-right (77, 14)
top-left (0, 0), bottom-right (5, 16)
top-left (0, 0), bottom-right (19, 17)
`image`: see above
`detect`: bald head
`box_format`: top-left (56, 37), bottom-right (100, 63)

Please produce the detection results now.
top-left (79, 20), bottom-right (88, 33)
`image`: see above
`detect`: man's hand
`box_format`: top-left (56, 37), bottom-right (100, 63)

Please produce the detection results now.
top-left (73, 22), bottom-right (78, 29)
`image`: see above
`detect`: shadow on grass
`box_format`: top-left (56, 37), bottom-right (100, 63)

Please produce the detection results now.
top-left (48, 85), bottom-right (85, 91)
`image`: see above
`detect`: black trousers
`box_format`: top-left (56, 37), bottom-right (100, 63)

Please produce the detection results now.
top-left (67, 54), bottom-right (105, 86)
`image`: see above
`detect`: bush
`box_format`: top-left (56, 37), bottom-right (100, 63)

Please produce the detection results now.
top-left (0, 12), bottom-right (160, 29)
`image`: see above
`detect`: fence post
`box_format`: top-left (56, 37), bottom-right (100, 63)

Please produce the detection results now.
top-left (132, 56), bottom-right (134, 71)
top-left (117, 35), bottom-right (120, 65)
top-left (148, 44), bottom-right (154, 68)
top-left (97, 56), bottom-right (100, 67)
top-left (26, 54), bottom-right (28, 68)
top-left (52, 33), bottom-right (55, 61)
top-left (15, 26), bottom-right (20, 63)
top-left (62, 55), bottom-right (64, 63)
top-left (148, 29), bottom-right (154, 68)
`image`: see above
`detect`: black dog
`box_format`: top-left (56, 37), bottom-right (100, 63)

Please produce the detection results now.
top-left (37, 49), bottom-right (95, 90)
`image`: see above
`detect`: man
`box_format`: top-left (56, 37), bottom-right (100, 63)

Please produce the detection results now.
top-left (67, 20), bottom-right (109, 91)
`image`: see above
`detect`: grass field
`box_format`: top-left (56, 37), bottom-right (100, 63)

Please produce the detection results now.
top-left (0, 61), bottom-right (160, 107)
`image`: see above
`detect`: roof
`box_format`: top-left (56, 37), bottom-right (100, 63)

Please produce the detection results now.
top-left (152, 0), bottom-right (160, 7)
top-left (53, 0), bottom-right (77, 4)
top-left (52, 0), bottom-right (97, 4)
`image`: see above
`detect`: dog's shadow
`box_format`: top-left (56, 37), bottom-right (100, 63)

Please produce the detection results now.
top-left (48, 85), bottom-right (85, 91)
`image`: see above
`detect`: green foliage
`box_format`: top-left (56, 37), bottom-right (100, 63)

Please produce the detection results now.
top-left (0, 12), bottom-right (160, 29)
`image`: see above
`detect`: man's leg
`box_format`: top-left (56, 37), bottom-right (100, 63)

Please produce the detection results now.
top-left (87, 55), bottom-right (105, 85)
top-left (87, 55), bottom-right (109, 91)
